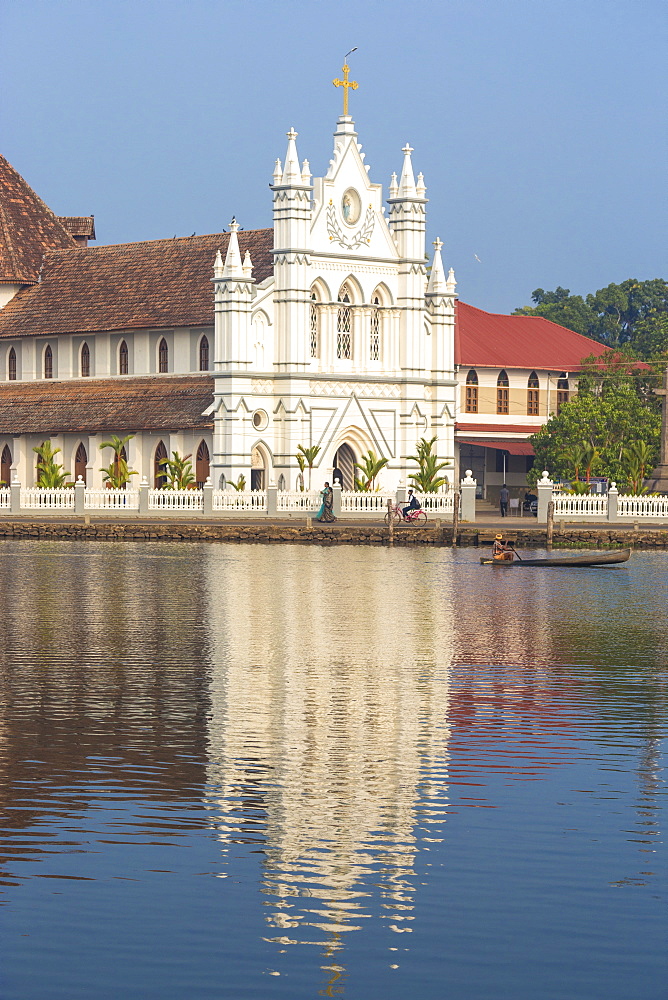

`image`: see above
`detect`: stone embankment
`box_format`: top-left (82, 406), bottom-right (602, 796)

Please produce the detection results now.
top-left (0, 518), bottom-right (667, 548)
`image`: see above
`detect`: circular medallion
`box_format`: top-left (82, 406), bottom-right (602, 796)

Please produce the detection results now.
top-left (341, 188), bottom-right (361, 226)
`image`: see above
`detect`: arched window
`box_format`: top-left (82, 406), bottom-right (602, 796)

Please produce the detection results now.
top-left (158, 338), bottom-right (168, 373)
top-left (310, 293), bottom-right (319, 359)
top-left (196, 440), bottom-right (210, 487)
top-left (465, 369), bottom-right (478, 413)
top-left (556, 372), bottom-right (569, 414)
top-left (199, 336), bottom-right (210, 371)
top-left (44, 345), bottom-right (53, 379)
top-left (74, 443), bottom-right (88, 483)
top-left (496, 370), bottom-right (509, 414)
top-left (119, 340), bottom-right (129, 375)
top-left (154, 440), bottom-right (168, 488)
top-left (527, 371), bottom-right (539, 416)
top-left (277, 474), bottom-right (286, 490)
top-left (370, 296), bottom-right (381, 361)
top-left (81, 342), bottom-right (90, 377)
top-left (8, 348), bottom-right (16, 381)
top-left (337, 285), bottom-right (352, 360)
top-left (1, 444), bottom-right (12, 486)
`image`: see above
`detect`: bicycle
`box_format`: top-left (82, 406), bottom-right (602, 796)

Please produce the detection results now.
top-left (383, 503), bottom-right (428, 525)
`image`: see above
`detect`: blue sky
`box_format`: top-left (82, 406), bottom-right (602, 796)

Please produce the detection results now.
top-left (2, 0), bottom-right (666, 313)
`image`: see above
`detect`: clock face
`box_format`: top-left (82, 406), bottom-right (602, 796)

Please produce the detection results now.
top-left (341, 188), bottom-right (361, 226)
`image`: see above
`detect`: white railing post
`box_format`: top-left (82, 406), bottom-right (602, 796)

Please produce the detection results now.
top-left (10, 476), bottom-right (21, 514)
top-left (266, 482), bottom-right (278, 517)
top-left (607, 482), bottom-right (619, 522)
top-left (139, 476), bottom-right (149, 515)
top-left (396, 482), bottom-right (408, 506)
top-left (460, 470), bottom-right (477, 522)
top-left (537, 471), bottom-right (554, 523)
top-left (332, 482), bottom-right (342, 517)
top-left (75, 476), bottom-right (86, 515)
top-left (202, 477), bottom-right (213, 516)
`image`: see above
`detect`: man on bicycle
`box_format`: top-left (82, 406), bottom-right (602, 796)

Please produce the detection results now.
top-left (402, 489), bottom-right (421, 520)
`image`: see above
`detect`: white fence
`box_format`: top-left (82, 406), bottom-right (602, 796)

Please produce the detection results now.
top-left (0, 488), bottom-right (10, 509)
top-left (422, 493), bottom-right (457, 514)
top-left (149, 489), bottom-right (203, 511)
top-left (213, 489), bottom-right (267, 512)
top-left (276, 490), bottom-right (320, 512)
top-left (617, 495), bottom-right (668, 518)
top-left (340, 491), bottom-right (394, 514)
top-left (21, 487), bottom-right (76, 510)
top-left (85, 488), bottom-right (139, 510)
top-left (553, 495), bottom-right (608, 518)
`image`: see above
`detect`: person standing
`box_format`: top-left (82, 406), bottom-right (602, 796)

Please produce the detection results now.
top-left (499, 483), bottom-right (510, 517)
top-left (316, 482), bottom-right (336, 522)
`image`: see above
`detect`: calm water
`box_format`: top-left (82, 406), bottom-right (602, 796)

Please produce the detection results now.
top-left (0, 540), bottom-right (665, 999)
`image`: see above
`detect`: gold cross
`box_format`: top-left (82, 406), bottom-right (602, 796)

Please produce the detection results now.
top-left (333, 63), bottom-right (358, 116)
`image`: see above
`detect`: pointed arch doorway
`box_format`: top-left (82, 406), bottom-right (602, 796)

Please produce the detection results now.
top-left (333, 444), bottom-right (356, 490)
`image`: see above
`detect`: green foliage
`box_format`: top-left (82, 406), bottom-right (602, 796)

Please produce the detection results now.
top-left (528, 357), bottom-right (661, 486)
top-left (353, 450), bottom-right (389, 492)
top-left (296, 452), bottom-right (306, 492)
top-left (99, 434), bottom-right (137, 488)
top-left (33, 441), bottom-right (71, 488)
top-left (621, 440), bottom-right (655, 494)
top-left (514, 278), bottom-right (668, 353)
top-left (159, 451), bottom-right (196, 490)
top-left (296, 444), bottom-right (321, 489)
top-left (230, 474), bottom-right (246, 492)
top-left (407, 437), bottom-right (451, 493)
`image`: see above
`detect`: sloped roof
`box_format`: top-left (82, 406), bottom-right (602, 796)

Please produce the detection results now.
top-left (0, 229), bottom-right (274, 339)
top-left (455, 301), bottom-right (605, 369)
top-left (0, 154), bottom-right (77, 285)
top-left (0, 374), bottom-right (214, 435)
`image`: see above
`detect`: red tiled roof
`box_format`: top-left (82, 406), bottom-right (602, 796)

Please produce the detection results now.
top-left (0, 229), bottom-right (274, 339)
top-left (455, 301), bottom-right (606, 369)
top-left (0, 154), bottom-right (77, 284)
top-left (0, 374), bottom-right (214, 435)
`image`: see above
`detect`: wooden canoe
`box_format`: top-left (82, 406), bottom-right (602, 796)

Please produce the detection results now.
top-left (480, 548), bottom-right (631, 567)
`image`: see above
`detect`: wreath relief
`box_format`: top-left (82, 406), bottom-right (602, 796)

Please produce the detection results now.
top-left (327, 200), bottom-right (375, 250)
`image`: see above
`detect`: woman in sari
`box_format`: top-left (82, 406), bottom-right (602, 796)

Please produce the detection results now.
top-left (316, 482), bottom-right (336, 522)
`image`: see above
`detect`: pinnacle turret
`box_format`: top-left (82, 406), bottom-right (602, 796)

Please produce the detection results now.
top-left (281, 128), bottom-right (301, 184)
top-left (398, 144), bottom-right (417, 198)
top-left (222, 219), bottom-right (243, 278)
top-left (427, 238), bottom-right (447, 294)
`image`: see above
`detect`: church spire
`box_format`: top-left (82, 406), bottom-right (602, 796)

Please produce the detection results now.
top-left (222, 219), bottom-right (243, 278)
top-left (281, 128), bottom-right (301, 184)
top-left (427, 238), bottom-right (447, 294)
top-left (398, 143), bottom-right (417, 198)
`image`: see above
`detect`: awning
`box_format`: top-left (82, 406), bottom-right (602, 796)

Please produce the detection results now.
top-left (459, 440), bottom-right (534, 456)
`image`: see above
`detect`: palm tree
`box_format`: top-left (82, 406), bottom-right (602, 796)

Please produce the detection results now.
top-left (33, 441), bottom-right (71, 487)
top-left (296, 452), bottom-right (306, 492)
top-left (622, 440), bottom-right (655, 494)
top-left (407, 437), bottom-right (451, 493)
top-left (159, 451), bottom-right (196, 490)
top-left (353, 450), bottom-right (389, 491)
top-left (99, 434), bottom-right (137, 488)
top-left (230, 474), bottom-right (246, 492)
top-left (296, 444), bottom-right (321, 489)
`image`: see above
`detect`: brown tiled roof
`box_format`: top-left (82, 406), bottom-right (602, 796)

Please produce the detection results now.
top-left (59, 216), bottom-right (96, 239)
top-left (0, 154), bottom-right (78, 284)
top-left (0, 228), bottom-right (273, 339)
top-left (0, 374), bottom-right (214, 435)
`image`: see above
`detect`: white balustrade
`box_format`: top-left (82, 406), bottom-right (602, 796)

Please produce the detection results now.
top-left (0, 488), bottom-right (10, 509)
top-left (213, 489), bottom-right (267, 511)
top-left (20, 487), bottom-right (76, 510)
top-left (553, 495), bottom-right (608, 517)
top-left (618, 495), bottom-right (668, 518)
top-left (276, 490), bottom-right (320, 512)
top-left (339, 491), bottom-right (394, 513)
top-left (421, 493), bottom-right (456, 514)
top-left (148, 488), bottom-right (204, 511)
top-left (85, 488), bottom-right (140, 510)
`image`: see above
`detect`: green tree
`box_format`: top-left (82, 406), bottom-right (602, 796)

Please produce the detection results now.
top-left (513, 286), bottom-right (596, 336)
top-left (407, 437), bottom-right (451, 493)
top-left (99, 433), bottom-right (137, 488)
top-left (353, 450), bottom-right (389, 491)
top-left (33, 441), bottom-right (71, 487)
top-left (621, 440), bottom-right (655, 494)
top-left (296, 452), bottom-right (306, 492)
top-left (230, 474), bottom-right (246, 492)
top-left (528, 357), bottom-right (661, 486)
top-left (296, 444), bottom-right (321, 489)
top-left (159, 451), bottom-right (196, 490)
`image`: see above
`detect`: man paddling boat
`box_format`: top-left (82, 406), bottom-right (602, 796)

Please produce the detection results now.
top-left (492, 533), bottom-right (515, 562)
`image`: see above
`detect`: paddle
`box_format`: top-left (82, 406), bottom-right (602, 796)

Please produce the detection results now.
top-left (508, 543), bottom-right (524, 562)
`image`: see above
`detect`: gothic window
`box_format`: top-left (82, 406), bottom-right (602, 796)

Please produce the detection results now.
top-left (74, 443), bottom-right (88, 483)
top-left (8, 348), bottom-right (16, 381)
top-left (196, 440), bottom-right (210, 487)
top-left (158, 338), bottom-right (168, 373)
top-left (465, 369), bottom-right (479, 413)
top-left (44, 345), bottom-right (53, 379)
top-left (556, 373), bottom-right (569, 414)
top-left (496, 370), bottom-right (509, 414)
top-left (310, 293), bottom-right (319, 359)
top-left (81, 342), bottom-right (90, 377)
top-left (119, 340), bottom-right (129, 375)
top-left (1, 444), bottom-right (11, 486)
top-left (199, 335), bottom-right (210, 371)
top-left (337, 286), bottom-right (352, 360)
top-left (154, 440), bottom-right (168, 488)
top-left (527, 371), bottom-right (539, 416)
top-left (370, 296), bottom-right (381, 361)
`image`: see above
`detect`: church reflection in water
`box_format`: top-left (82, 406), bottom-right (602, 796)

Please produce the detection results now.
top-left (203, 546), bottom-right (455, 961)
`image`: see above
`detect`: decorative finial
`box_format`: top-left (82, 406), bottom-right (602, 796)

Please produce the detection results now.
top-left (286, 128), bottom-right (298, 141)
top-left (433, 237), bottom-right (443, 252)
top-left (402, 143), bottom-right (414, 156)
top-left (333, 52), bottom-right (359, 117)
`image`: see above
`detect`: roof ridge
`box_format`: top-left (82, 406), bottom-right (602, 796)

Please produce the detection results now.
top-left (44, 227), bottom-right (274, 257)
